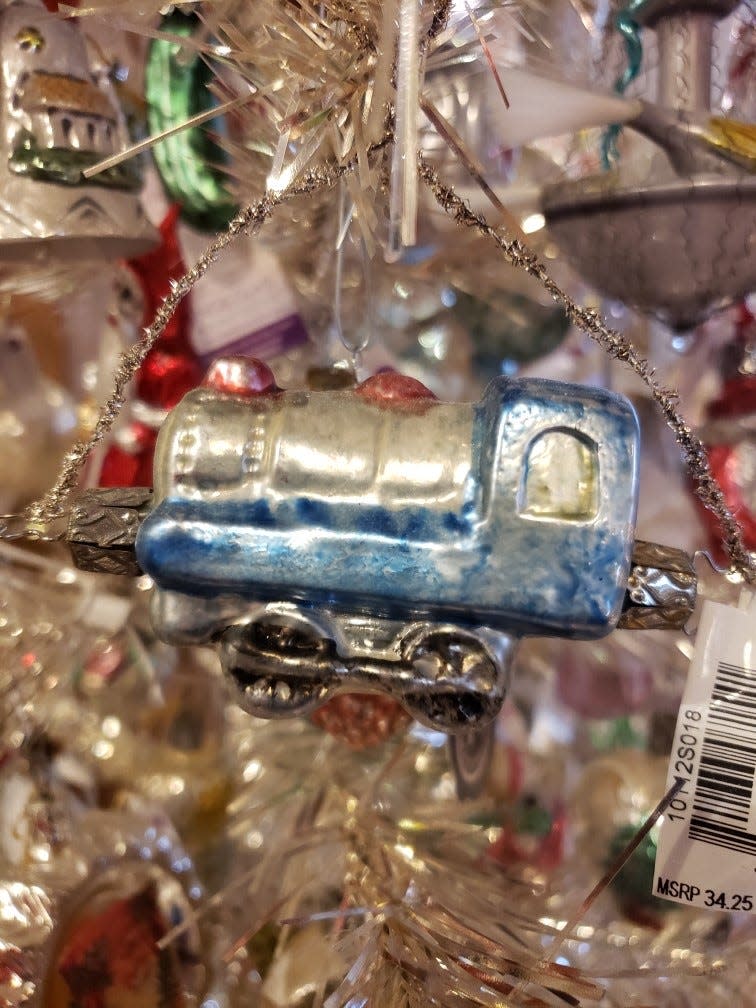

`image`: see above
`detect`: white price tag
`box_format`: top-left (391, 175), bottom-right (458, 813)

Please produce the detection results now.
top-left (654, 591), bottom-right (756, 913)
top-left (180, 229), bottom-right (309, 365)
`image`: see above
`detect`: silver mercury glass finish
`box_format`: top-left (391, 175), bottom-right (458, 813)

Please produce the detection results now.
top-left (618, 540), bottom-right (698, 629)
top-left (132, 373), bottom-right (642, 731)
top-left (61, 367), bottom-right (701, 796)
top-left (542, 0), bottom-right (756, 332)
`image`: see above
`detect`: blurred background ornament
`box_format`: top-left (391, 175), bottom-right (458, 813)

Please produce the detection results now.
top-left (0, 0), bottom-right (156, 261)
top-left (694, 301), bottom-right (756, 563)
top-left (569, 718), bottom-right (677, 923)
top-left (421, 0), bottom-right (642, 219)
top-left (0, 316), bottom-right (77, 513)
top-left (310, 693), bottom-right (411, 751)
top-left (0, 771), bottom-right (210, 1008)
top-left (485, 793), bottom-right (567, 873)
top-left (62, 632), bottom-right (232, 851)
top-left (181, 226), bottom-right (313, 388)
top-left (0, 540), bottom-right (132, 746)
top-left (450, 284), bottom-right (571, 378)
top-left (80, 262), bottom-right (146, 437)
top-left (0, 539), bottom-right (232, 884)
top-left (543, 0), bottom-right (756, 332)
top-left (552, 631), bottom-right (684, 719)
top-left (364, 231), bottom-right (572, 398)
top-left (724, 11), bottom-right (756, 119)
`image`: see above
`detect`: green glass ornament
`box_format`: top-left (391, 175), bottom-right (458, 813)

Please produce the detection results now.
top-left (450, 288), bottom-right (570, 376)
top-left (145, 10), bottom-right (237, 232)
top-left (608, 824), bottom-right (671, 919)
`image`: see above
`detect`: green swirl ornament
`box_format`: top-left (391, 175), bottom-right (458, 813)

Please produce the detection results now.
top-left (145, 10), bottom-right (237, 231)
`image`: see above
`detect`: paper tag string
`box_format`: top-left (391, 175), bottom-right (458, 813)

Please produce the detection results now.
top-left (505, 776), bottom-right (687, 1004)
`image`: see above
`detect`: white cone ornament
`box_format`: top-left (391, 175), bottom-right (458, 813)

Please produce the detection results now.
top-left (0, 0), bottom-right (156, 260)
top-left (480, 66), bottom-right (643, 154)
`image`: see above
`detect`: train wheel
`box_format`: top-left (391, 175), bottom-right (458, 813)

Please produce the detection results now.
top-left (247, 619), bottom-right (334, 658)
top-left (403, 630), bottom-right (499, 723)
top-left (219, 620), bottom-right (334, 718)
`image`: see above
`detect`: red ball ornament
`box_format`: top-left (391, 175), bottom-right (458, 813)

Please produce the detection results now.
top-left (704, 442), bottom-right (756, 559)
top-left (355, 371), bottom-right (438, 409)
top-left (310, 693), bottom-right (410, 750)
top-left (138, 348), bottom-right (203, 411)
top-left (202, 356), bottom-right (279, 397)
top-left (99, 422), bottom-right (157, 489)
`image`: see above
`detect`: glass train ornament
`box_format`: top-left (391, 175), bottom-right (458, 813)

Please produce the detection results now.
top-left (66, 358), bottom-right (697, 795)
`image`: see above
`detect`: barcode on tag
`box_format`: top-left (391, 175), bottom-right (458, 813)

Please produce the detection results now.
top-left (654, 592), bottom-right (756, 913)
top-left (688, 660), bottom-right (756, 852)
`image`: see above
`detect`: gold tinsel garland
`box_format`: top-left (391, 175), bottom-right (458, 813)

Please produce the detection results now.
top-left (2, 3), bottom-right (755, 1002)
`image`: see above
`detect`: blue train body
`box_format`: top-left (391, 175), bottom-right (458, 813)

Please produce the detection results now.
top-left (135, 375), bottom-right (640, 640)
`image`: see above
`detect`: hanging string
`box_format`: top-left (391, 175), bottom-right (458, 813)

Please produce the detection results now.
top-left (8, 126), bottom-right (753, 583)
top-left (418, 155), bottom-right (756, 585)
top-left (21, 139), bottom-right (390, 530)
top-left (505, 777), bottom-right (687, 1004)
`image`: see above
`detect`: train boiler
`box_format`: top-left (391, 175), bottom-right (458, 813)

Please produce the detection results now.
top-left (128, 359), bottom-right (643, 738)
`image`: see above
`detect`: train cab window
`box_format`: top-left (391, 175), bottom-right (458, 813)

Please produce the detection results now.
top-left (519, 429), bottom-right (598, 521)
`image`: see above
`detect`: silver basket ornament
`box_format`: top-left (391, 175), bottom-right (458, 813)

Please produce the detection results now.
top-left (543, 0), bottom-right (756, 332)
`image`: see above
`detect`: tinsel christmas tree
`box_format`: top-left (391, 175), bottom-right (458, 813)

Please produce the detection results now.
top-left (1, 0), bottom-right (755, 1006)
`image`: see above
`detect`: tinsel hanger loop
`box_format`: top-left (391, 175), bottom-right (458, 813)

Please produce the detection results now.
top-left (18, 133), bottom-right (756, 586)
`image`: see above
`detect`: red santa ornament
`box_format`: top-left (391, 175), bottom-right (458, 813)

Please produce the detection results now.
top-left (98, 206), bottom-right (203, 488)
top-left (696, 303), bottom-right (756, 565)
